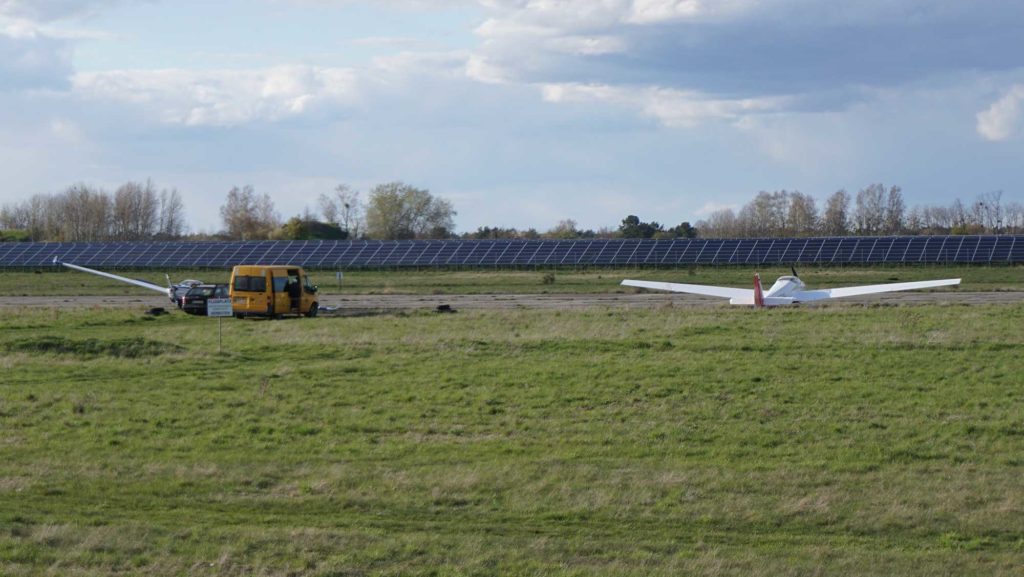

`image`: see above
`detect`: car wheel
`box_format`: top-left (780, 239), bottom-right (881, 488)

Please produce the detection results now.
top-left (306, 302), bottom-right (319, 318)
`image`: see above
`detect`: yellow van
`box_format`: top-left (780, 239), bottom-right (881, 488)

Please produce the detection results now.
top-left (230, 265), bottom-right (320, 318)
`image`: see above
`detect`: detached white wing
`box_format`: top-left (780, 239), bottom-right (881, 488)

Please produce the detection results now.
top-left (56, 259), bottom-right (170, 295)
top-left (793, 278), bottom-right (960, 302)
top-left (621, 279), bottom-right (754, 300)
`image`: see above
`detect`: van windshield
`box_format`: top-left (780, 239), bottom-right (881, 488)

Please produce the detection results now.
top-left (233, 275), bottom-right (266, 292)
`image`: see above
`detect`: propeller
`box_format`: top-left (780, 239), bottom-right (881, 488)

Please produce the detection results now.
top-left (791, 266), bottom-right (799, 278)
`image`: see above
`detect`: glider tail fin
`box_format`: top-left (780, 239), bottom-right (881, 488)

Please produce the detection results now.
top-left (753, 273), bottom-right (765, 308)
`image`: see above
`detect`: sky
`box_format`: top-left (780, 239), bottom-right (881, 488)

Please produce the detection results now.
top-left (1, 0), bottom-right (1023, 234)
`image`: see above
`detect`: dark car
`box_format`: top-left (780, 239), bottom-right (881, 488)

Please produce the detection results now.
top-left (180, 284), bottom-right (230, 316)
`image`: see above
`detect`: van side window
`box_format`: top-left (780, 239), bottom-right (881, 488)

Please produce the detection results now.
top-left (233, 276), bottom-right (267, 292)
top-left (272, 277), bottom-right (288, 293)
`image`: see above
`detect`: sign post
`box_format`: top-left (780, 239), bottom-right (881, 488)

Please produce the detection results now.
top-left (206, 298), bottom-right (234, 354)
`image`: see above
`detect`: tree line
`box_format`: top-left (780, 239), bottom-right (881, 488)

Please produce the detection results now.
top-left (0, 180), bottom-right (457, 242)
top-left (460, 216), bottom-right (697, 240)
top-left (0, 181), bottom-right (186, 242)
top-left (224, 182), bottom-right (458, 242)
top-left (696, 186), bottom-right (1022, 238)
top-left (2, 179), bottom-right (1021, 242)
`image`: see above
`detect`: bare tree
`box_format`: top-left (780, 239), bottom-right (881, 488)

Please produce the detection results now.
top-left (854, 184), bottom-right (887, 235)
top-left (821, 190), bottom-right (850, 235)
top-left (220, 185), bottom-right (281, 240)
top-left (696, 208), bottom-right (739, 238)
top-left (919, 205), bottom-right (949, 234)
top-left (904, 205), bottom-right (923, 235)
top-left (318, 193), bottom-right (338, 225)
top-left (157, 188), bottom-right (186, 238)
top-left (1004, 202), bottom-right (1023, 234)
top-left (23, 195), bottom-right (56, 240)
top-left (59, 184), bottom-right (111, 241)
top-left (786, 192), bottom-right (818, 236)
top-left (0, 203), bottom-right (26, 231)
top-left (111, 180), bottom-right (159, 240)
top-left (319, 184), bottom-right (364, 239)
top-left (883, 186), bottom-right (905, 234)
top-left (738, 191), bottom-right (790, 236)
top-left (974, 190), bottom-right (1004, 231)
top-left (950, 199), bottom-right (968, 233)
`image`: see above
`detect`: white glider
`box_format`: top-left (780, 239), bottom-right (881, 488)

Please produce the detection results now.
top-left (54, 258), bottom-right (202, 307)
top-left (622, 270), bottom-right (960, 307)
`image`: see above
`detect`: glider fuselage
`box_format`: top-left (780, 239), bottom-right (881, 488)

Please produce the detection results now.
top-left (732, 275), bottom-right (804, 306)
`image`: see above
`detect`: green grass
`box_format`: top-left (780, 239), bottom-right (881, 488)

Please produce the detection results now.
top-left (2, 264), bottom-right (1023, 297)
top-left (1, 303), bottom-right (1023, 575)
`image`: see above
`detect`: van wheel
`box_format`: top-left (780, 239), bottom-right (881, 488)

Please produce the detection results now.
top-left (307, 303), bottom-right (319, 318)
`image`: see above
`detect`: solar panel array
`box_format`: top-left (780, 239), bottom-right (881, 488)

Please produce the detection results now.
top-left (1, 236), bottom-right (1022, 268)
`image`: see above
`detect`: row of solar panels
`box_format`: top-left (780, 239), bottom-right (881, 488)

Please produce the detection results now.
top-left (1, 236), bottom-right (1022, 268)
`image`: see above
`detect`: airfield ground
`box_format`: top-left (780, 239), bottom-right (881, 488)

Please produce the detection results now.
top-left (0, 268), bottom-right (1022, 576)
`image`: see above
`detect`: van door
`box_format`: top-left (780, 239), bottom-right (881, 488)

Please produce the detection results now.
top-left (300, 272), bottom-right (318, 314)
top-left (286, 269), bottom-right (302, 312)
top-left (271, 271), bottom-right (290, 315)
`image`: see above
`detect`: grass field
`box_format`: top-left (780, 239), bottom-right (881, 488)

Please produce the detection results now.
top-left (1, 264), bottom-right (1023, 296)
top-left (2, 297), bottom-right (1023, 575)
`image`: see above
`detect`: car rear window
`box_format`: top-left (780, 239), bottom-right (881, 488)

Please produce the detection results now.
top-left (233, 276), bottom-right (266, 292)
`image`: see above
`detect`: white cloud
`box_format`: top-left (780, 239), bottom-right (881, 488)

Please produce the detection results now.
top-left (0, 0), bottom-right (137, 22)
top-left (351, 36), bottom-right (422, 47)
top-left (626, 0), bottom-right (708, 24)
top-left (541, 82), bottom-right (786, 127)
top-left (370, 50), bottom-right (468, 78)
top-left (0, 27), bottom-right (72, 90)
top-left (71, 66), bottom-right (360, 127)
top-left (465, 54), bottom-right (508, 84)
top-left (474, 17), bottom-right (556, 39)
top-left (471, 0), bottom-right (1024, 123)
top-left (544, 34), bottom-right (627, 55)
top-left (475, 0), bottom-right (757, 34)
top-left (695, 201), bottom-right (739, 216)
top-left (49, 117), bottom-right (83, 142)
top-left (0, 4), bottom-right (112, 92)
top-left (977, 85), bottom-right (1024, 142)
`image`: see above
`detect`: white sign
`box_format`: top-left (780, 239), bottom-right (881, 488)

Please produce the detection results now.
top-left (206, 298), bottom-right (234, 318)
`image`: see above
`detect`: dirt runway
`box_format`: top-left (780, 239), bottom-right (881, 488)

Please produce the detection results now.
top-left (3, 291), bottom-right (1020, 313)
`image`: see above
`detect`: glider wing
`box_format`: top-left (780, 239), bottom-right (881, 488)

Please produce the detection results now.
top-left (793, 278), bottom-right (961, 302)
top-left (621, 279), bottom-right (755, 300)
top-left (56, 259), bottom-right (170, 295)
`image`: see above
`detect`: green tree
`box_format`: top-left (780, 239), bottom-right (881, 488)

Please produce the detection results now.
top-left (544, 219), bottom-right (581, 239)
top-left (273, 217), bottom-right (348, 240)
top-left (364, 182), bottom-right (456, 240)
top-left (667, 221), bottom-right (697, 238)
top-left (618, 215), bottom-right (663, 238)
